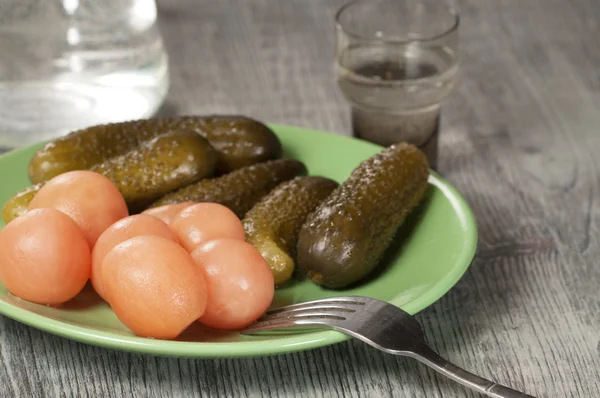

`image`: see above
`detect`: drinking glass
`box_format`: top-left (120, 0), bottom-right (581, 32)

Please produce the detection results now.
top-left (335, 0), bottom-right (459, 169)
top-left (0, 1), bottom-right (169, 149)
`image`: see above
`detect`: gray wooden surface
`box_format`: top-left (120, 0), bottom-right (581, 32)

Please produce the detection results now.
top-left (1, 0), bottom-right (600, 396)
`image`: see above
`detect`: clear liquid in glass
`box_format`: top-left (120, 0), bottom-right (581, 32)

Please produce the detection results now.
top-left (336, 43), bottom-right (457, 169)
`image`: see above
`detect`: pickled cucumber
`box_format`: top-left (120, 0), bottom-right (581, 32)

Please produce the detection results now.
top-left (296, 143), bottom-right (429, 289)
top-left (28, 115), bottom-right (282, 184)
top-left (243, 176), bottom-right (339, 285)
top-left (89, 131), bottom-right (217, 212)
top-left (178, 115), bottom-right (283, 173)
top-left (1, 183), bottom-right (41, 224)
top-left (150, 159), bottom-right (307, 218)
top-left (2, 131), bottom-right (217, 223)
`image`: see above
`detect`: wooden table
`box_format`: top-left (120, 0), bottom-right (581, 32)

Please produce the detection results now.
top-left (2, 0), bottom-right (600, 396)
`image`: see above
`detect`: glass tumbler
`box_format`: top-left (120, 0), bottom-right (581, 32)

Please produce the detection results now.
top-left (0, 1), bottom-right (169, 149)
top-left (335, 0), bottom-right (459, 169)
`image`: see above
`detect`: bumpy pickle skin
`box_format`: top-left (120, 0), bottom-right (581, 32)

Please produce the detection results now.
top-left (1, 184), bottom-right (42, 224)
top-left (178, 115), bottom-right (283, 173)
top-left (3, 131), bottom-right (217, 222)
top-left (296, 143), bottom-right (430, 289)
top-left (242, 176), bottom-right (339, 286)
top-left (28, 115), bottom-right (282, 184)
top-left (150, 159), bottom-right (307, 218)
top-left (89, 131), bottom-right (218, 212)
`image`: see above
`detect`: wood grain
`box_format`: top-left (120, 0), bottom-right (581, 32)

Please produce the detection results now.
top-left (2, 0), bottom-right (600, 396)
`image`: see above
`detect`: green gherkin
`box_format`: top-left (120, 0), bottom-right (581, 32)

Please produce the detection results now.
top-left (296, 143), bottom-right (430, 289)
top-left (150, 159), bottom-right (308, 218)
top-left (2, 131), bottom-right (217, 223)
top-left (1, 183), bottom-right (41, 224)
top-left (243, 176), bottom-right (339, 286)
top-left (28, 115), bottom-right (282, 184)
top-left (178, 115), bottom-right (283, 173)
top-left (89, 131), bottom-right (217, 212)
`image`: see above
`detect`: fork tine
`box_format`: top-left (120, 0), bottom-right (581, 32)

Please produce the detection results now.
top-left (266, 296), bottom-right (367, 315)
top-left (243, 296), bottom-right (373, 335)
top-left (243, 313), bottom-right (338, 334)
top-left (259, 304), bottom-right (355, 324)
top-left (265, 306), bottom-right (351, 321)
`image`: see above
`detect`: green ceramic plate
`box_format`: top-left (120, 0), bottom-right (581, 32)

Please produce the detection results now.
top-left (0, 124), bottom-right (477, 358)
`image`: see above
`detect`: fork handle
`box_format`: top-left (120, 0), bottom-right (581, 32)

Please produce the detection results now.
top-left (409, 345), bottom-right (536, 398)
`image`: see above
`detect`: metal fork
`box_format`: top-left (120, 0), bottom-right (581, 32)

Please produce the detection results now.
top-left (243, 296), bottom-right (536, 398)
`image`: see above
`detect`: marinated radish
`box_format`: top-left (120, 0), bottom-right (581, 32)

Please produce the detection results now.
top-left (191, 239), bottom-right (274, 330)
top-left (102, 235), bottom-right (208, 340)
top-left (0, 208), bottom-right (91, 305)
top-left (28, 170), bottom-right (128, 247)
top-left (170, 203), bottom-right (245, 252)
top-left (92, 214), bottom-right (179, 301)
top-left (141, 202), bottom-right (195, 226)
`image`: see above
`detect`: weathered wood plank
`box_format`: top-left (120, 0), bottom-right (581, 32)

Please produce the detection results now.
top-left (1, 0), bottom-right (600, 396)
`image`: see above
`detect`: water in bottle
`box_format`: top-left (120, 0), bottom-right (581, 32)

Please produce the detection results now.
top-left (0, 0), bottom-right (169, 148)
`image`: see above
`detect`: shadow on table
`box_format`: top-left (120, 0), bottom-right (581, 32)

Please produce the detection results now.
top-left (358, 186), bottom-right (434, 286)
top-left (399, 186), bottom-right (550, 394)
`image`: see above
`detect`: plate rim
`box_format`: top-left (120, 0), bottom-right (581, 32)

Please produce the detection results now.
top-left (0, 124), bottom-right (478, 358)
